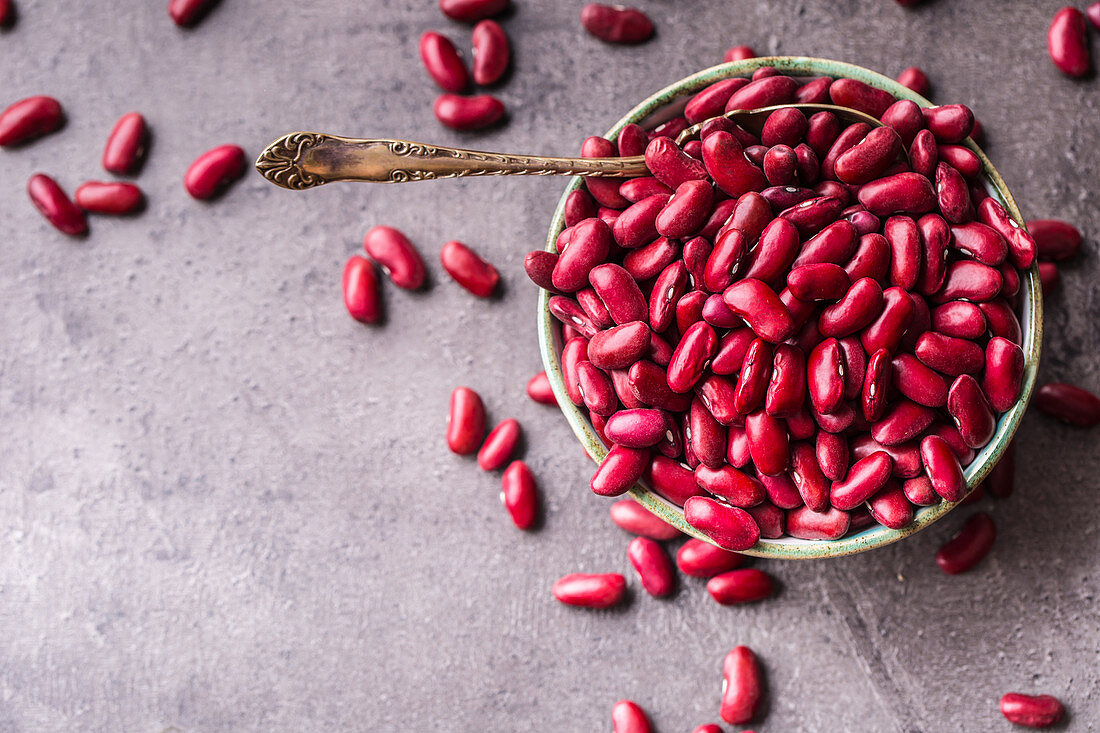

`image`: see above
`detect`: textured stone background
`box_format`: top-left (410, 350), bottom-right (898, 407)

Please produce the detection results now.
top-left (1, 1), bottom-right (1098, 730)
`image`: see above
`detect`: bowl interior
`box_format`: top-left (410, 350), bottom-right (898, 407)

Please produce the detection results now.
top-left (538, 56), bottom-right (1043, 559)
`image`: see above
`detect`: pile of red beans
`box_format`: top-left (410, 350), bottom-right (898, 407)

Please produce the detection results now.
top-left (525, 69), bottom-right (1034, 550)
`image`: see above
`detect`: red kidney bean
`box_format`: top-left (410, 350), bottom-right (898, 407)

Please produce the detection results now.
top-left (796, 76), bottom-right (833, 104)
top-left (677, 537), bottom-right (743, 578)
top-left (363, 226), bottom-right (427, 290)
top-left (612, 369), bottom-right (646, 411)
top-left (928, 421), bottom-right (976, 465)
top-left (820, 121), bottom-right (873, 181)
top-left (781, 287), bottom-right (817, 333)
top-left (909, 128), bottom-right (938, 179)
top-left (816, 430), bottom-right (849, 481)
top-left (935, 162), bottom-right (971, 225)
top-left (616, 123), bottom-right (648, 157)
top-left (695, 464), bottom-right (765, 507)
top-left (471, 20), bottom-right (509, 85)
top-left (589, 263), bottom-right (647, 325)
top-left (702, 293), bottom-right (742, 329)
top-left (588, 321), bottom-right (650, 371)
top-left (684, 496), bottom-right (760, 550)
top-left (723, 45), bottom-right (756, 62)
top-left (1038, 261), bottom-right (1060, 296)
top-left (707, 568), bottom-right (773, 605)
top-left (744, 217), bottom-right (800, 286)
top-left (806, 338), bottom-right (844, 415)
top-left (845, 232), bottom-right (889, 283)
top-left (620, 176), bottom-right (672, 203)
top-left (591, 445), bottom-right (650, 496)
top-left (704, 229), bottom-right (748, 292)
top-left (1028, 218), bottom-right (1082, 261)
top-left (501, 460), bottom-right (538, 529)
top-left (102, 112), bottom-right (147, 174)
top-left (858, 172), bottom-right (937, 216)
top-left (819, 277), bottom-right (884, 337)
top-left (761, 107), bottom-right (809, 148)
top-left (999, 693), bottom-right (1065, 729)
top-left (628, 360), bottom-right (691, 411)
top-left (915, 331), bottom-right (985, 376)
top-left (936, 512), bottom-right (995, 574)
top-left (722, 279), bottom-right (795, 343)
top-left (982, 337), bottom-right (1024, 412)
top-left (623, 236), bottom-right (676, 281)
top-left (831, 451), bottom-right (892, 510)
top-left (446, 386), bottom-right (487, 455)
top-left (694, 375), bottom-right (737, 428)
top-left (787, 504), bottom-right (850, 539)
top-left (999, 261), bottom-right (1020, 299)
top-left (644, 135), bottom-right (707, 190)
top-left (745, 409), bottom-right (789, 476)
top-left (701, 131), bottom-right (767, 199)
top-left (779, 196), bottom-right (845, 237)
top-left (554, 218), bottom-right (611, 292)
top-left (765, 343), bottom-right (806, 417)
top-left (343, 255), bottom-right (383, 324)
top-left (685, 78), bottom-right (750, 124)
top-left (980, 299), bottom-right (1022, 345)
top-left (605, 408), bottom-right (669, 448)
top-left (867, 481), bottom-right (914, 529)
top-left (903, 475), bottom-right (939, 505)
top-left (788, 441), bottom-right (829, 511)
top-left (676, 290), bottom-right (708, 334)
top-left (829, 77), bottom-right (895, 118)
top-left (880, 100), bottom-right (923, 147)
top-left (1048, 6), bottom-right (1091, 77)
top-left (934, 260), bottom-right (1002, 303)
top-left (655, 180), bottom-right (713, 239)
top-left (184, 144), bottom-right (245, 199)
top-left (788, 407), bottom-right (819, 440)
top-left (950, 221), bottom-right (1008, 266)
top-left (419, 32), bottom-right (469, 92)
top-left (650, 261), bottom-right (688, 333)
top-left (922, 105), bottom-right (974, 144)
top-left (720, 646), bottom-right (763, 725)
top-left (948, 374), bottom-right (996, 449)
top-left (860, 286), bottom-right (914, 354)
top-left (689, 397), bottom-right (728, 467)
top-left (872, 399), bottom-right (935, 446)
top-left (976, 198), bottom-right (1037, 269)
top-left (763, 146), bottom-right (798, 187)
top-left (1091, 1), bottom-right (1100, 29)
top-left (911, 213), bottom-right (947, 294)
top-left (664, 321), bottom-right (715, 393)
top-left (550, 297), bottom-right (598, 338)
top-left (860, 347), bottom-right (891, 421)
top-left (851, 434), bottom-right (922, 478)
top-left (896, 66), bottom-right (931, 96)
top-left (682, 235), bottom-right (713, 290)
top-left (725, 75), bottom-right (798, 111)
top-left (561, 337), bottom-right (589, 405)
top-left (627, 536), bottom-right (675, 597)
top-left (0, 0), bottom-right (10, 25)
top-left (433, 93), bottom-right (504, 130)
top-left (168, 0), bottom-right (219, 26)
top-left (837, 336), bottom-right (867, 401)
top-left (698, 199), bottom-right (739, 242)
top-left (526, 371), bottom-right (556, 405)
top-left (892, 353), bottom-right (948, 407)
top-left (580, 3), bottom-right (654, 43)
top-left (937, 145), bottom-right (981, 180)
top-left (787, 263), bottom-right (849, 302)
top-left (614, 193), bottom-right (671, 248)
top-left (806, 111), bottom-right (842, 157)
top-left (610, 499), bottom-right (681, 540)
top-left (835, 126), bottom-right (903, 185)
top-left (552, 572), bottom-right (626, 608)
top-left (646, 454), bottom-right (703, 504)
top-left (920, 434), bottom-right (966, 502)
top-left (732, 338), bottom-right (772, 414)
top-left (879, 216), bottom-right (919, 290)
top-left (1035, 382), bottom-right (1100, 427)
top-left (440, 0), bottom-right (508, 21)
top-left (73, 181), bottom-right (143, 215)
top-left (583, 137), bottom-right (631, 209)
top-left (576, 361), bottom-right (616, 415)
top-left (794, 143), bottom-right (821, 185)
top-left (709, 328), bottom-right (753, 376)
top-left (441, 240), bottom-right (499, 296)
top-left (759, 472), bottom-right (800, 509)
top-left (26, 174), bottom-right (86, 237)
top-left (610, 700), bottom-right (652, 733)
top-left (524, 250), bottom-right (559, 292)
top-left (649, 116), bottom-right (689, 140)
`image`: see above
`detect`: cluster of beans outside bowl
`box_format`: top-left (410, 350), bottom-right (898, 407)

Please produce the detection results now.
top-left (530, 57), bottom-right (1041, 558)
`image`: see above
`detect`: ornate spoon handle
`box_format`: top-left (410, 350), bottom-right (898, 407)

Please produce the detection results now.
top-left (255, 132), bottom-right (648, 190)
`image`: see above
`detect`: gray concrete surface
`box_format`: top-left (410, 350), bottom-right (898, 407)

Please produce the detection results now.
top-left (1, 1), bottom-right (1098, 730)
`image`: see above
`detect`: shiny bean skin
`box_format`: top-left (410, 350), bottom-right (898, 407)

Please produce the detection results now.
top-left (725, 75), bottom-right (799, 111)
top-left (872, 399), bottom-right (935, 446)
top-left (765, 344), bottom-right (807, 417)
top-left (526, 371), bottom-right (557, 406)
top-left (588, 321), bottom-right (651, 370)
top-left (948, 374), bottom-right (997, 449)
top-left (761, 107), bottom-right (809, 147)
top-left (982, 337), bottom-right (1024, 412)
top-left (951, 221), bottom-right (1008, 265)
top-left (759, 473), bottom-right (801, 509)
top-left (707, 568), bottom-right (774, 605)
top-left (858, 172), bottom-right (937, 217)
top-left (861, 347), bottom-right (892, 421)
top-left (722, 278), bottom-right (795, 343)
top-left (577, 361), bottom-right (618, 416)
top-left (683, 235), bottom-right (713, 290)
top-left (549, 296), bottom-right (598, 339)
top-left (623, 236), bottom-right (677, 281)
top-left (880, 99), bottom-right (924, 147)
top-left (828, 77), bottom-right (895, 118)
top-left (999, 693), bottom-right (1065, 729)
top-left (645, 135), bottom-right (708, 189)
top-left (882, 215), bottom-right (921, 290)
top-left (697, 374), bottom-right (740, 426)
top-left (695, 465), bottom-right (765, 507)
top-left (168, 0), bottom-right (220, 25)
top-left (903, 475), bottom-right (939, 506)
top-left (786, 505), bottom-right (850, 539)
top-left (980, 300), bottom-right (1022, 344)
top-left (893, 352), bottom-right (950, 409)
top-left (1034, 382), bottom-right (1100, 427)
top-left (733, 338), bottom-right (773, 414)
top-left (561, 337), bottom-right (589, 405)
top-left (867, 480), bottom-right (915, 529)
top-left (704, 229), bottom-right (748, 293)
top-left (807, 338), bottom-right (846, 415)
top-left (922, 104), bottom-right (975, 143)
top-left (676, 290), bottom-right (708, 334)
top-left (1028, 218), bottom-right (1083, 261)
top-left (616, 123), bottom-right (649, 157)
top-left (610, 700), bottom-right (653, 733)
top-left (583, 136), bottom-right (631, 208)
top-left (935, 162), bottom-right (971, 225)
top-left (447, 386), bottom-right (487, 455)
top-left (844, 233), bottom-right (890, 284)
top-left (184, 144), bottom-right (246, 199)
top-left (0, 95), bottom-right (64, 147)
top-left (102, 112), bottom-right (147, 174)
top-left (938, 145), bottom-right (981, 179)
top-left (790, 441), bottom-right (830, 511)
top-left (787, 263), bottom-right (849, 302)
top-left (677, 538), bottom-right (743, 578)
top-left (500, 460), bottom-right (538, 529)
top-left (920, 434), bottom-right (966, 501)
top-left (364, 226), bottom-right (427, 290)
top-left (935, 512), bottom-right (995, 574)
top-left (433, 93), bottom-right (504, 130)
top-left (796, 76), bottom-right (833, 104)
top-left (838, 336), bottom-right (867, 401)
top-left (649, 261), bottom-right (688, 332)
top-left (591, 445), bottom-right (650, 496)
top-left (440, 0), bottom-right (509, 21)
top-left (553, 218), bottom-right (612, 292)
top-left (745, 409), bottom-right (789, 476)
top-left (619, 177), bottom-right (671, 203)
top-left (909, 129), bottom-right (938, 179)
top-left (590, 263), bottom-right (648, 324)
top-left (779, 196), bottom-right (845, 238)
top-left (685, 78), bottom-right (750, 124)
top-left (896, 66), bottom-right (931, 96)
top-left (820, 277), bottom-right (884, 337)
top-left (441, 240), bottom-right (500, 297)
top-left (796, 222), bottom-right (861, 272)
top-left (609, 499), bottom-right (681, 540)
top-left (744, 217), bottom-right (801, 287)
top-left (720, 646), bottom-right (764, 725)
top-left (1047, 6), bottom-right (1091, 77)
top-left (860, 286), bottom-right (914, 354)
top-left (656, 179), bottom-right (714, 239)
top-left (684, 496), bottom-right (760, 550)
top-left (851, 434), bottom-right (922, 479)
top-left (419, 31), bottom-right (470, 92)
top-left (689, 397), bottom-right (727, 467)
top-left (552, 573), bottom-right (627, 608)
top-left (702, 131), bottom-right (768, 198)
top-left (604, 408), bottom-right (670, 448)
top-left (977, 198), bottom-right (1037, 269)
top-left (627, 537), bottom-right (675, 597)
top-left (711, 328), bottom-right (755, 375)
top-left (471, 20), bottom-right (510, 85)
top-left (614, 193), bottom-right (671, 248)
top-left (915, 331), bottom-right (986, 375)
top-left (580, 3), bottom-right (655, 44)
top-left (816, 430), bottom-right (849, 481)
top-left (667, 321), bottom-right (718, 393)
top-left (835, 126), bottom-right (903, 185)
top-left (702, 293), bottom-right (742, 329)
top-left (72, 181), bottom-right (143, 215)
top-left (628, 360), bottom-right (691, 412)
top-left (830, 451), bottom-right (893, 510)
top-left (343, 256), bottom-right (383, 324)
top-left (933, 260), bottom-right (1002, 303)
top-left (928, 422), bottom-right (976, 464)
top-left (763, 145), bottom-right (799, 186)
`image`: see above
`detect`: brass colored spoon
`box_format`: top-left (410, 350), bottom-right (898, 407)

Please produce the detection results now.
top-left (254, 103), bottom-right (882, 191)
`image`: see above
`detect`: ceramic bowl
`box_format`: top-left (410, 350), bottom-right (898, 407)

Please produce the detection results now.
top-left (537, 56), bottom-right (1042, 559)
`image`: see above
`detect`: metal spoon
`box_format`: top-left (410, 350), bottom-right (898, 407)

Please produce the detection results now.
top-left (254, 103), bottom-right (882, 191)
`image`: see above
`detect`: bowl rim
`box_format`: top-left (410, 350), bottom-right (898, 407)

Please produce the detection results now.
top-left (537, 56), bottom-right (1043, 560)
